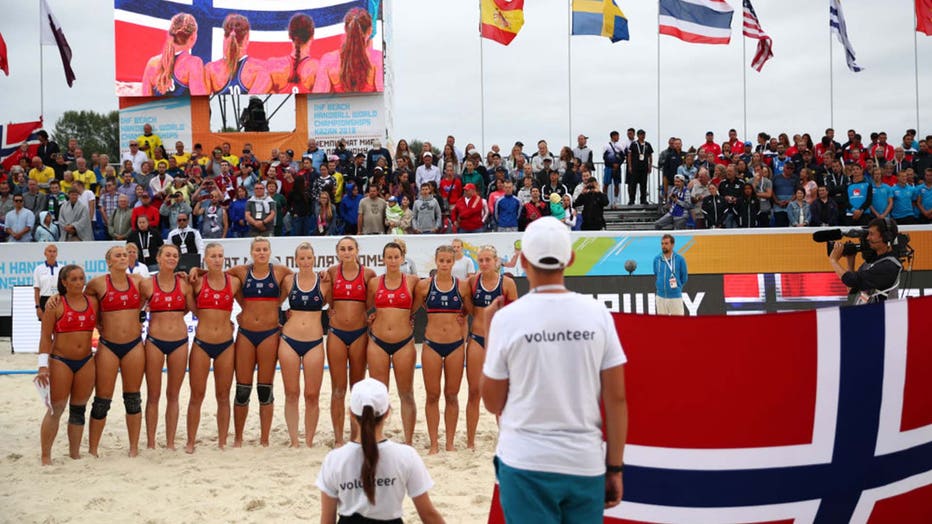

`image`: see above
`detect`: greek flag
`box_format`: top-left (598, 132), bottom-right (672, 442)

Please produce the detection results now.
top-left (829, 0), bottom-right (863, 72)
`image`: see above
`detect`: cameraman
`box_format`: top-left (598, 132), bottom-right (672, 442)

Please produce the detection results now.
top-left (574, 178), bottom-right (609, 230)
top-left (829, 218), bottom-right (903, 304)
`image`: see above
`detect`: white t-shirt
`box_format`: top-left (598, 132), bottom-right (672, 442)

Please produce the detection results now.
top-left (316, 441), bottom-right (433, 521)
top-left (483, 292), bottom-right (626, 476)
top-left (78, 189), bottom-right (96, 222)
top-left (127, 262), bottom-right (150, 278)
top-left (33, 263), bottom-right (60, 297)
top-left (451, 256), bottom-right (475, 280)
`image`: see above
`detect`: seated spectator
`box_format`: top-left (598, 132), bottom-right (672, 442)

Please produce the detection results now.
top-left (34, 210), bottom-right (61, 242)
top-left (787, 188), bottom-right (811, 227)
top-left (654, 174), bottom-right (691, 230)
top-left (108, 194), bottom-right (134, 241)
top-left (701, 184), bottom-right (727, 229)
top-left (810, 186), bottom-right (840, 227)
top-left (59, 188), bottom-right (94, 241)
top-left (167, 212), bottom-right (205, 255)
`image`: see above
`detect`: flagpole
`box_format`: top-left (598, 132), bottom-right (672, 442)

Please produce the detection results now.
top-left (479, 3), bottom-right (486, 156)
top-left (914, 7), bottom-right (921, 134)
top-left (742, 26), bottom-right (748, 140)
top-left (39, 4), bottom-right (45, 119)
top-left (828, 17), bottom-right (834, 129)
top-left (567, 0), bottom-right (573, 147)
top-left (656, 2), bottom-right (661, 181)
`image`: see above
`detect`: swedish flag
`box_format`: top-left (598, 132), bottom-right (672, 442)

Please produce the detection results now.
top-left (572, 0), bottom-right (629, 43)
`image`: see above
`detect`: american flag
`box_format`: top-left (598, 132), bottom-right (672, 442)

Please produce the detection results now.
top-left (488, 296), bottom-right (932, 523)
top-left (742, 0), bottom-right (773, 71)
top-left (0, 120), bottom-right (43, 171)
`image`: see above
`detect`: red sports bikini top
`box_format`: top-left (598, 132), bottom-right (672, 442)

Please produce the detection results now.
top-left (374, 274), bottom-right (412, 310)
top-left (333, 264), bottom-right (368, 302)
top-left (148, 275), bottom-right (187, 313)
top-left (55, 295), bottom-right (97, 333)
top-left (196, 274), bottom-right (234, 311)
top-left (100, 275), bottom-right (142, 312)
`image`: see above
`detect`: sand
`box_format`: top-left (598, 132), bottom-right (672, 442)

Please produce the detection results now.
top-left (0, 343), bottom-right (499, 523)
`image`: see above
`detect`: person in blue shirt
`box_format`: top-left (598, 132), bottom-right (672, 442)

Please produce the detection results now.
top-left (869, 167), bottom-right (893, 220)
top-left (771, 161), bottom-right (799, 227)
top-left (653, 234), bottom-right (688, 316)
top-left (890, 171), bottom-right (918, 225)
top-left (917, 168), bottom-right (932, 224)
top-left (338, 181), bottom-right (364, 235)
top-left (845, 165), bottom-right (873, 226)
top-left (494, 180), bottom-right (521, 232)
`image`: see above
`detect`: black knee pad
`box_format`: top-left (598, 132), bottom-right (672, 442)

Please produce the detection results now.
top-left (257, 383), bottom-right (274, 405)
top-left (90, 396), bottom-right (112, 420)
top-left (68, 404), bottom-right (87, 425)
top-left (123, 392), bottom-right (142, 415)
top-left (235, 383), bottom-right (252, 406)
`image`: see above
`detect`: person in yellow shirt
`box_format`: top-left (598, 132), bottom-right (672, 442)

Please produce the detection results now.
top-left (136, 123), bottom-right (163, 160)
top-left (72, 158), bottom-right (98, 192)
top-left (328, 155), bottom-right (345, 203)
top-left (220, 142), bottom-right (239, 167)
top-left (28, 157), bottom-right (56, 193)
top-left (60, 171), bottom-right (74, 194)
top-left (172, 141), bottom-right (191, 168)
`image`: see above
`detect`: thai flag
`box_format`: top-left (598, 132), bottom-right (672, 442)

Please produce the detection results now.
top-left (488, 296), bottom-right (932, 523)
top-left (0, 120), bottom-right (43, 171)
top-left (113, 0), bottom-right (376, 84)
top-left (659, 0), bottom-right (734, 45)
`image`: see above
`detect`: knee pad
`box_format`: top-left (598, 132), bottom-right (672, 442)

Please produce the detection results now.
top-left (123, 392), bottom-right (142, 415)
top-left (90, 396), bottom-right (112, 420)
top-left (257, 383), bottom-right (274, 405)
top-left (68, 404), bottom-right (87, 425)
top-left (235, 383), bottom-right (252, 406)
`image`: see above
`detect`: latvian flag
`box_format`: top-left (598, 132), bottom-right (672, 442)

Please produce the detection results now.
top-left (489, 296), bottom-right (932, 523)
top-left (659, 0), bottom-right (734, 45)
top-left (0, 121), bottom-right (43, 171)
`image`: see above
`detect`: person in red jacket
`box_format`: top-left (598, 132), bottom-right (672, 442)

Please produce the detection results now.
top-left (452, 183), bottom-right (486, 233)
top-left (438, 163), bottom-right (463, 208)
top-left (131, 192), bottom-right (161, 230)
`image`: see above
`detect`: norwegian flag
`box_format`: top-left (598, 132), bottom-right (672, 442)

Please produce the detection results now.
top-left (0, 120), bottom-right (43, 171)
top-left (489, 296), bottom-right (932, 523)
top-left (113, 0), bottom-right (378, 89)
top-left (724, 273), bottom-right (850, 314)
top-left (743, 0), bottom-right (774, 72)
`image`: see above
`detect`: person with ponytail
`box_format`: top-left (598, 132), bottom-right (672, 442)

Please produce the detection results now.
top-left (205, 14), bottom-right (272, 95)
top-left (317, 378), bottom-right (444, 524)
top-left (312, 8), bottom-right (384, 94)
top-left (142, 13), bottom-right (207, 96)
top-left (268, 13), bottom-right (318, 93)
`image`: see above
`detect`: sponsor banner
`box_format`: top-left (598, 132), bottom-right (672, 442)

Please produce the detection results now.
top-left (114, 0), bottom-right (384, 96)
top-left (309, 94), bottom-right (386, 153)
top-left (119, 97), bottom-right (193, 151)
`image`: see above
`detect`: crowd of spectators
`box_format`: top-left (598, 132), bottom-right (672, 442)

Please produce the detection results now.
top-left (2, 126), bottom-right (930, 244)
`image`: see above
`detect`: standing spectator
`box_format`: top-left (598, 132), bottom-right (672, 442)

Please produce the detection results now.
top-left (160, 191), bottom-right (193, 230)
top-left (303, 138), bottom-right (326, 170)
top-left (128, 215), bottom-right (164, 266)
top-left (22, 179), bottom-right (48, 225)
top-left (698, 131), bottom-right (722, 159)
top-left (58, 188), bottom-right (94, 241)
top-left (415, 152), bottom-right (441, 188)
top-left (29, 157), bottom-right (56, 193)
top-left (654, 175), bottom-right (691, 230)
top-left (385, 195), bottom-right (406, 235)
top-left (626, 129), bottom-right (653, 205)
top-left (358, 184), bottom-right (387, 234)
top-left (718, 166), bottom-right (743, 228)
top-left (869, 167), bottom-right (893, 219)
top-left (411, 183), bottom-right (441, 234)
top-left (688, 169), bottom-right (712, 228)
top-left (890, 170), bottom-right (917, 225)
top-left (771, 161), bottom-right (798, 227)
top-left (736, 183), bottom-right (760, 228)
top-left (810, 186), bottom-right (840, 227)
top-left (32, 244), bottom-right (60, 318)
top-left (751, 166), bottom-right (773, 227)
top-left (266, 181), bottom-right (288, 236)
top-left (824, 159), bottom-right (849, 212)
top-left (659, 137), bottom-right (683, 195)
top-left (845, 164), bottom-right (873, 226)
top-left (36, 130), bottom-right (60, 167)
top-left (345, 153), bottom-right (369, 190)
top-left (481, 217), bottom-right (627, 523)
top-left (494, 180), bottom-right (520, 232)
top-left (34, 211), bottom-right (61, 242)
top-left (117, 170), bottom-right (139, 206)
top-left (167, 212), bottom-right (205, 255)
top-left (916, 168), bottom-right (932, 224)
top-left (366, 140), bottom-right (392, 175)
top-left (461, 159), bottom-right (485, 198)
top-left (518, 187), bottom-right (549, 231)
top-left (194, 191), bottom-right (228, 239)
top-left (653, 233), bottom-right (688, 315)
top-left (787, 188), bottom-right (811, 227)
top-left (452, 183), bottom-right (486, 234)
top-left (287, 177), bottom-right (312, 237)
top-left (122, 140), bottom-right (149, 173)
top-left (136, 123), bottom-right (163, 160)
top-left (108, 195), bottom-right (134, 241)
top-left (227, 186), bottom-right (250, 237)
top-left (131, 192), bottom-right (160, 230)
top-left (313, 191), bottom-right (339, 236)
top-left (98, 180), bottom-right (120, 227)
top-left (701, 184), bottom-right (727, 229)
top-left (246, 183), bottom-right (276, 237)
top-left (572, 134), bottom-right (595, 170)
top-left (45, 180), bottom-right (66, 219)
top-left (134, 161), bottom-right (156, 192)
top-left (602, 131), bottom-right (625, 208)
top-left (4, 193), bottom-right (35, 242)
top-left (338, 181), bottom-right (363, 234)
top-left (540, 170), bottom-right (568, 201)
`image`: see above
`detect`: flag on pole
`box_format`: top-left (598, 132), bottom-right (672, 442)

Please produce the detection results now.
top-left (39, 0), bottom-right (76, 87)
top-left (0, 33), bottom-right (9, 76)
top-left (830, 0), bottom-right (864, 72)
top-left (742, 0), bottom-right (773, 71)
top-left (659, 0), bottom-right (734, 45)
top-left (918, 0), bottom-right (932, 36)
top-left (572, 0), bottom-right (630, 43)
top-left (480, 0), bottom-right (525, 46)
top-left (0, 120), bottom-right (44, 170)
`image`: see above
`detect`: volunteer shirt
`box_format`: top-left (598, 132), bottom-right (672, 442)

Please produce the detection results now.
top-left (33, 262), bottom-right (61, 297)
top-left (483, 292), bottom-right (627, 477)
top-left (316, 441), bottom-right (433, 521)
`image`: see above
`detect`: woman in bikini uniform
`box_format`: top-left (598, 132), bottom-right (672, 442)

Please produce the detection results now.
top-left (37, 265), bottom-right (98, 465)
top-left (465, 245), bottom-right (517, 449)
top-left (366, 242), bottom-right (419, 445)
top-left (139, 244), bottom-right (193, 450)
top-left (185, 242), bottom-right (240, 453)
top-left (413, 245), bottom-right (473, 454)
top-left (279, 242), bottom-right (331, 447)
top-left (325, 236), bottom-right (375, 446)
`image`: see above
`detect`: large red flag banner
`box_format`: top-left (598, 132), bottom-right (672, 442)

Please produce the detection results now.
top-left (0, 120), bottom-right (44, 170)
top-left (918, 0), bottom-right (932, 35)
top-left (489, 296), bottom-right (932, 523)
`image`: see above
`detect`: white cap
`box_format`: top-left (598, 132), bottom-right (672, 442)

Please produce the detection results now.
top-left (350, 378), bottom-right (390, 417)
top-left (521, 216), bottom-right (572, 270)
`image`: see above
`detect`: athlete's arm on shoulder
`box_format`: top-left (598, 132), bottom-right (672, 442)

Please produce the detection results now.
top-left (366, 276), bottom-right (379, 310)
top-left (275, 263), bottom-right (293, 283)
top-left (227, 265), bottom-right (248, 281)
top-left (181, 278), bottom-right (195, 313)
top-left (458, 279), bottom-right (474, 315)
top-left (411, 279), bottom-right (429, 312)
top-left (282, 273), bottom-right (295, 295)
top-left (85, 276), bottom-right (105, 299)
top-left (364, 267), bottom-right (377, 284)
top-left (502, 277), bottom-right (518, 303)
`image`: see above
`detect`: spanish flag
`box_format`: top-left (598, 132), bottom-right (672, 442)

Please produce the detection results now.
top-left (918, 0), bottom-right (932, 36)
top-left (572, 0), bottom-right (629, 43)
top-left (480, 0), bottom-right (525, 46)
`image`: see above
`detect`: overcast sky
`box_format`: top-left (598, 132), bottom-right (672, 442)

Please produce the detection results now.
top-left (1, 0), bottom-right (929, 153)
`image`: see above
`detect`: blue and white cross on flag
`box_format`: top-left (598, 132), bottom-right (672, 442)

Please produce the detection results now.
top-left (830, 0), bottom-right (864, 72)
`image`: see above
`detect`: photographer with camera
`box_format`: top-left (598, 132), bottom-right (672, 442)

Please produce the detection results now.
top-left (828, 218), bottom-right (903, 304)
top-left (574, 177), bottom-right (609, 230)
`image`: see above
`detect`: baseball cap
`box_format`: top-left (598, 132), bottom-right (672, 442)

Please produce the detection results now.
top-left (388, 195), bottom-right (397, 202)
top-left (674, 174), bottom-right (687, 183)
top-left (578, 134), bottom-right (588, 140)
top-left (350, 378), bottom-right (390, 417)
top-left (422, 151), bottom-right (433, 158)
top-left (464, 183), bottom-right (477, 191)
top-left (521, 216), bottom-right (572, 270)
top-left (542, 157), bottom-right (553, 163)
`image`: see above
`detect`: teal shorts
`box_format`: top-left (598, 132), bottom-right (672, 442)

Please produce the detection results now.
top-left (494, 456), bottom-right (604, 524)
